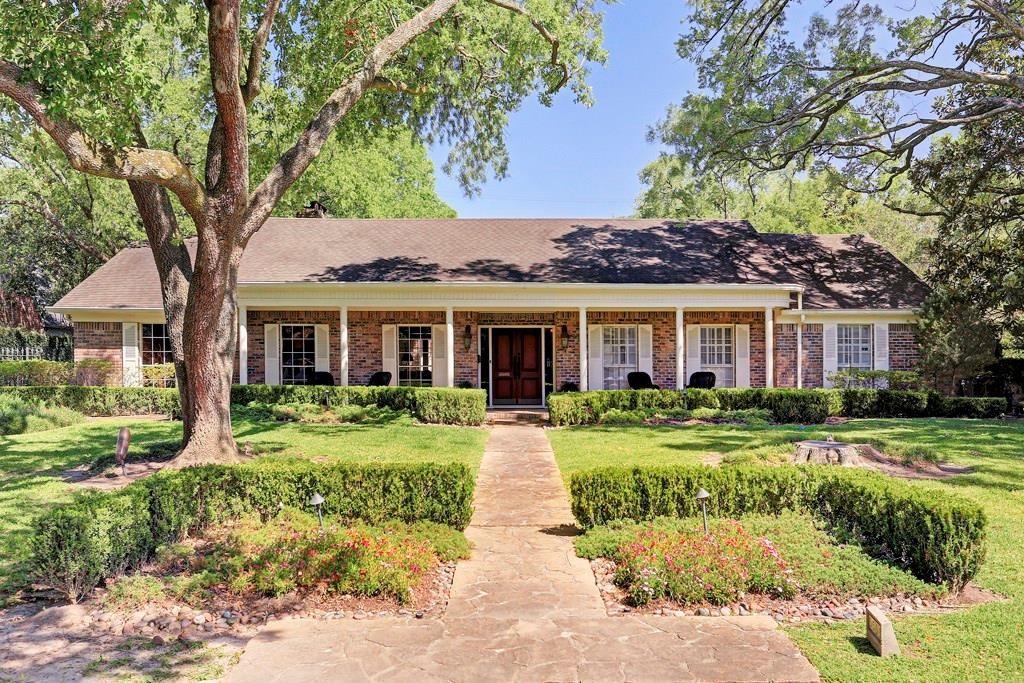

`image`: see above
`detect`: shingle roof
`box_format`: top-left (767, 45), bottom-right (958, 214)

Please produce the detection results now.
top-left (52, 218), bottom-right (928, 310)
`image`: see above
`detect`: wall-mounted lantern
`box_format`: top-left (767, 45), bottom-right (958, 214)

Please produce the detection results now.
top-left (560, 324), bottom-right (571, 350)
top-left (463, 325), bottom-right (473, 351)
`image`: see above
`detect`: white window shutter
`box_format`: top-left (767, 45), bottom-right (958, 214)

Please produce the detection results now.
top-left (381, 324), bottom-right (398, 386)
top-left (314, 324), bottom-right (330, 374)
top-left (588, 324), bottom-right (603, 390)
top-left (121, 323), bottom-right (141, 387)
top-left (637, 324), bottom-right (654, 379)
top-left (873, 323), bottom-right (889, 373)
top-left (685, 325), bottom-right (701, 385)
top-left (735, 324), bottom-right (751, 388)
top-left (431, 324), bottom-right (448, 387)
top-left (264, 324), bottom-right (280, 385)
top-left (822, 322), bottom-right (838, 387)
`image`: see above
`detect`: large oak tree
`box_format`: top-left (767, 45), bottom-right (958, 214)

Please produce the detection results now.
top-left (0, 0), bottom-right (604, 465)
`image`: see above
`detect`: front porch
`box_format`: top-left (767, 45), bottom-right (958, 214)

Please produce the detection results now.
top-left (235, 305), bottom-right (783, 407)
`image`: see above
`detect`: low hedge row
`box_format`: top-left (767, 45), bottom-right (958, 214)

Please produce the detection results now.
top-left (0, 386), bottom-right (180, 416)
top-left (0, 385), bottom-right (488, 425)
top-left (547, 388), bottom-right (1007, 425)
top-left (568, 465), bottom-right (986, 589)
top-left (32, 460), bottom-right (475, 601)
top-left (231, 385), bottom-right (487, 425)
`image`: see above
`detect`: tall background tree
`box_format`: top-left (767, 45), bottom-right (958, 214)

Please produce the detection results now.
top-left (0, 0), bottom-right (605, 464)
top-left (637, 0), bottom-right (1022, 377)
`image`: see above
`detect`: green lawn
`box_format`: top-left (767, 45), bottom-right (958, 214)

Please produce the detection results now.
top-left (0, 413), bottom-right (487, 603)
top-left (549, 418), bottom-right (1024, 681)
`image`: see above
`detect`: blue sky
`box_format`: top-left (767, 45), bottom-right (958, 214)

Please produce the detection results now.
top-left (429, 2), bottom-right (693, 218)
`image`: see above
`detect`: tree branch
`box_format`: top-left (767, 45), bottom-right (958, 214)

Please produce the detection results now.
top-left (483, 0), bottom-right (568, 91)
top-left (0, 60), bottom-right (207, 219)
top-left (243, 0), bottom-right (460, 237)
top-left (369, 76), bottom-right (429, 95)
top-left (0, 197), bottom-right (110, 260)
top-left (206, 0), bottom-right (248, 203)
top-left (241, 0), bottom-right (281, 106)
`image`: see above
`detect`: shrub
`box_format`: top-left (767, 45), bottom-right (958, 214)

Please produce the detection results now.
top-left (0, 360), bottom-right (73, 386)
top-left (196, 510), bottom-right (467, 603)
top-left (141, 363), bottom-right (176, 388)
top-left (568, 465), bottom-right (986, 589)
top-left (230, 385), bottom-right (486, 425)
top-left (548, 389), bottom-right (685, 426)
top-left (610, 522), bottom-right (794, 606)
top-left (829, 369), bottom-right (924, 390)
top-left (73, 359), bottom-right (114, 386)
top-left (103, 574), bottom-right (167, 609)
top-left (0, 394), bottom-right (84, 435)
top-left (31, 460), bottom-right (475, 601)
top-left (599, 408), bottom-right (648, 426)
top-left (933, 395), bottom-right (1007, 419)
top-left (0, 386), bottom-right (179, 416)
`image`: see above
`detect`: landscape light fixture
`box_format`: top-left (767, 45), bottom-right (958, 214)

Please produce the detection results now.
top-left (695, 488), bottom-right (710, 534)
top-left (309, 492), bottom-right (326, 530)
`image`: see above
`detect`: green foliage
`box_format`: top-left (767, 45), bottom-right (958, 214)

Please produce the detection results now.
top-left (576, 512), bottom-right (936, 601)
top-left (0, 394), bottom-right (83, 435)
top-left (0, 360), bottom-right (73, 386)
top-left (0, 326), bottom-right (48, 350)
top-left (550, 388), bottom-right (1003, 426)
top-left (0, 386), bottom-right (179, 416)
top-left (141, 363), bottom-right (176, 388)
top-left (31, 459), bottom-right (475, 601)
top-left (568, 465), bottom-right (986, 589)
top-left (192, 510), bottom-right (468, 603)
top-left (598, 408), bottom-right (648, 426)
top-left (605, 520), bottom-right (794, 606)
top-left (828, 369), bottom-right (923, 390)
top-left (103, 574), bottom-right (167, 610)
top-left (231, 385), bottom-right (486, 425)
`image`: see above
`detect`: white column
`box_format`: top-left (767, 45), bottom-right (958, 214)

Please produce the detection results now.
top-left (675, 307), bottom-right (685, 389)
top-left (238, 305), bottom-right (248, 385)
top-left (445, 307), bottom-right (455, 387)
top-left (339, 306), bottom-right (349, 386)
top-left (764, 306), bottom-right (775, 388)
top-left (796, 314), bottom-right (804, 389)
top-left (578, 307), bottom-right (588, 391)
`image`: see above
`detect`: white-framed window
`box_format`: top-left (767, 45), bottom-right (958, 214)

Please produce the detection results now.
top-left (602, 325), bottom-right (637, 389)
top-left (280, 324), bottom-right (316, 385)
top-left (398, 325), bottom-right (432, 387)
top-left (837, 324), bottom-right (873, 371)
top-left (140, 323), bottom-right (174, 387)
top-left (700, 326), bottom-right (735, 388)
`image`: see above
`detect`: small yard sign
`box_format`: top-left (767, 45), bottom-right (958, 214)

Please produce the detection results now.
top-left (866, 605), bottom-right (900, 657)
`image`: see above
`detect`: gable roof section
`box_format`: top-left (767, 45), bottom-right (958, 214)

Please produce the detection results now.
top-left (52, 218), bottom-right (928, 310)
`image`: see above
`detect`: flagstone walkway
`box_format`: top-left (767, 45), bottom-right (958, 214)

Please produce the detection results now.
top-left (226, 425), bottom-right (819, 682)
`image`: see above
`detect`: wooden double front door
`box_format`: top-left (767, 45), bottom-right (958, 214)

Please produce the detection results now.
top-left (491, 328), bottom-right (543, 405)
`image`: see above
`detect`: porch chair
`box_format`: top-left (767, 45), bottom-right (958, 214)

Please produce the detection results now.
top-left (307, 371), bottom-right (335, 386)
top-left (627, 371), bottom-right (660, 390)
top-left (686, 371), bottom-right (716, 389)
top-left (367, 371), bottom-right (392, 387)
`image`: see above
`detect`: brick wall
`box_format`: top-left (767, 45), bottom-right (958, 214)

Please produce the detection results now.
top-left (348, 310), bottom-right (444, 386)
top-left (246, 310), bottom-right (343, 385)
top-left (774, 324), bottom-right (798, 388)
top-left (889, 323), bottom-right (920, 371)
top-left (801, 324), bottom-right (824, 388)
top-left (73, 321), bottom-right (123, 386)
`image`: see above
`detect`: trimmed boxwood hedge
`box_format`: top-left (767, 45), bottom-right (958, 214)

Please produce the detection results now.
top-left (0, 385), bottom-right (487, 425)
top-left (547, 388), bottom-right (1006, 425)
top-left (32, 460), bottom-right (474, 601)
top-left (569, 465), bottom-right (986, 589)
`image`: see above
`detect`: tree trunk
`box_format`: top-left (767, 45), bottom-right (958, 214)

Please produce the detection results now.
top-left (127, 181), bottom-right (197, 445)
top-left (167, 229), bottom-right (244, 467)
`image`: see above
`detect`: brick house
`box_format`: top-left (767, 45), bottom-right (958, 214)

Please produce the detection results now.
top-left (51, 219), bottom-right (927, 406)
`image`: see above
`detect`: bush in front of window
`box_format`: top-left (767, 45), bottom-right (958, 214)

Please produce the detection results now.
top-left (828, 369), bottom-right (924, 390)
top-left (548, 387), bottom-right (1006, 426)
top-left (31, 459), bottom-right (476, 602)
top-left (141, 362), bottom-right (176, 388)
top-left (568, 465), bottom-right (986, 590)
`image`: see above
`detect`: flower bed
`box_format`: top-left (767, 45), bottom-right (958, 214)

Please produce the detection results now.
top-left (569, 465), bottom-right (986, 590)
